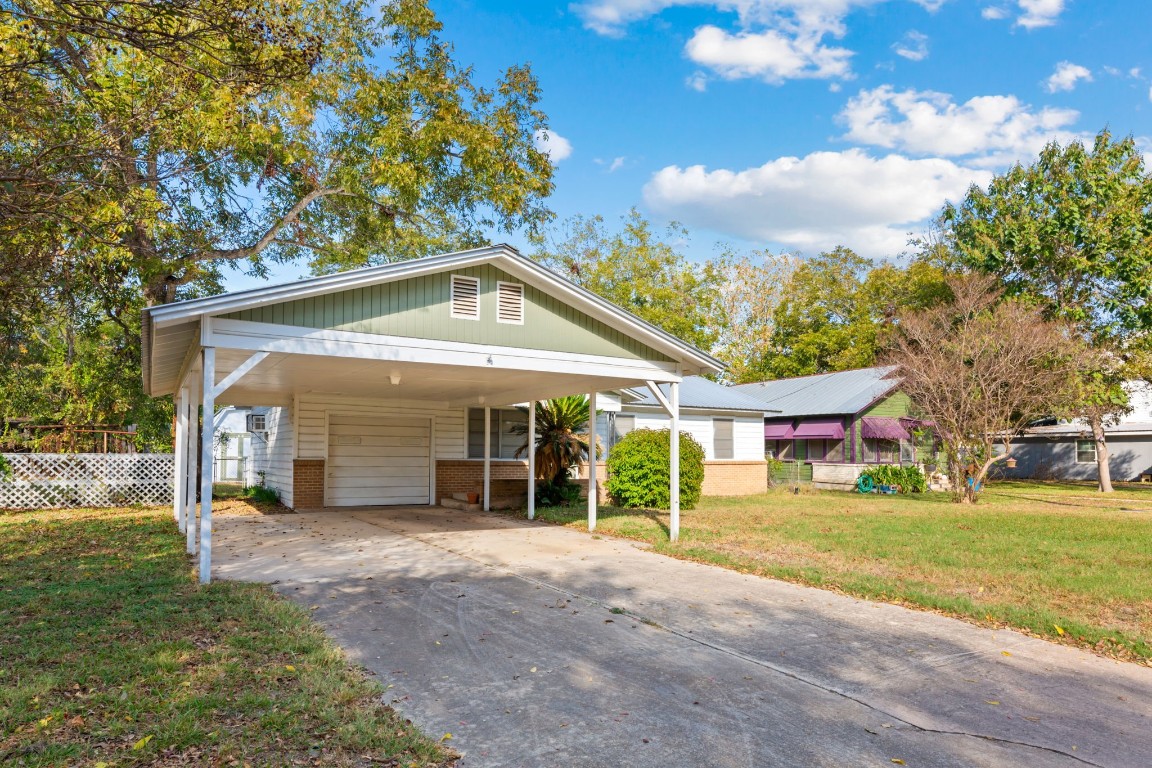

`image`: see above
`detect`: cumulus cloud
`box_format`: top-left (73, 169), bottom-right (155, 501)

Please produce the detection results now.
top-left (643, 149), bottom-right (990, 258)
top-left (533, 129), bottom-right (573, 162)
top-left (1045, 61), bottom-right (1092, 92)
top-left (838, 85), bottom-right (1082, 166)
top-left (981, 0), bottom-right (1065, 28)
top-left (685, 71), bottom-right (709, 91)
top-left (685, 24), bottom-right (853, 83)
top-left (981, 6), bottom-right (1008, 19)
top-left (892, 30), bottom-right (929, 61)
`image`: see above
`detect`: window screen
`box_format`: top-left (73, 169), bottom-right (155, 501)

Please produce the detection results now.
top-left (614, 414), bottom-right (635, 443)
top-left (1075, 439), bottom-right (1096, 464)
top-left (467, 408), bottom-right (527, 459)
top-left (713, 418), bottom-right (734, 459)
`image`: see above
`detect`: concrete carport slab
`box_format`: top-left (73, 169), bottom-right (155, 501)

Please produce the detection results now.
top-left (213, 507), bottom-right (1152, 767)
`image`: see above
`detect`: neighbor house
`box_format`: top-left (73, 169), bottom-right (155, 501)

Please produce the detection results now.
top-left (1001, 382), bottom-right (1152, 483)
top-left (142, 245), bottom-right (723, 582)
top-left (733, 366), bottom-right (938, 489)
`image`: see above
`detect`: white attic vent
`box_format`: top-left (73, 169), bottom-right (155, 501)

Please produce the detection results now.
top-left (496, 281), bottom-right (524, 324)
top-left (450, 275), bottom-right (480, 320)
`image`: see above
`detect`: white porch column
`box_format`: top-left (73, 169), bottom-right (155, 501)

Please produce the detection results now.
top-left (587, 390), bottom-right (597, 532)
top-left (198, 347), bottom-right (216, 585)
top-left (670, 381), bottom-right (680, 542)
top-left (527, 400), bottom-right (536, 521)
top-left (483, 406), bottom-right (491, 512)
top-left (173, 385), bottom-right (188, 529)
top-left (184, 373), bottom-right (200, 555)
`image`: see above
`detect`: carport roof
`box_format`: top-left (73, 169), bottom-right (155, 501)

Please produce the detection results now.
top-left (142, 245), bottom-right (724, 406)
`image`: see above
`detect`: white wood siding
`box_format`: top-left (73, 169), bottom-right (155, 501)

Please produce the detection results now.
top-left (249, 405), bottom-right (295, 507)
top-left (326, 415), bottom-right (431, 505)
top-left (599, 409), bottom-right (764, 461)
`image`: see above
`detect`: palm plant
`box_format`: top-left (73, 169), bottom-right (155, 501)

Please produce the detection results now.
top-left (511, 395), bottom-right (593, 487)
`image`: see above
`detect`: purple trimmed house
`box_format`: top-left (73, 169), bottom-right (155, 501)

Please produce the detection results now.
top-left (734, 366), bottom-right (937, 488)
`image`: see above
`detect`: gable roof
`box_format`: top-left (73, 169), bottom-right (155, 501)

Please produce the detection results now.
top-left (732, 366), bottom-right (901, 418)
top-left (142, 245), bottom-right (723, 395)
top-left (626, 376), bottom-right (774, 413)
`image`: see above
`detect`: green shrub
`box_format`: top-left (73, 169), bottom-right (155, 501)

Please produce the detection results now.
top-left (242, 485), bottom-right (280, 504)
top-left (859, 464), bottom-right (927, 494)
top-left (0, 455), bottom-right (10, 482)
top-left (605, 428), bottom-right (705, 509)
top-left (534, 479), bottom-right (582, 507)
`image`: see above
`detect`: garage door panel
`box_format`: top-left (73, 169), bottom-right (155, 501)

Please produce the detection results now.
top-left (327, 415), bottom-right (430, 507)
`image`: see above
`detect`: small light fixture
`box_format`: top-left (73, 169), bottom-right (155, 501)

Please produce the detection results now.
top-left (389, 373), bottom-right (401, 386)
top-left (478, 395), bottom-right (486, 405)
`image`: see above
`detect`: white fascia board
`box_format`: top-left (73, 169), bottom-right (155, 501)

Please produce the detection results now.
top-left (208, 318), bottom-right (681, 381)
top-left (622, 403), bottom-right (769, 417)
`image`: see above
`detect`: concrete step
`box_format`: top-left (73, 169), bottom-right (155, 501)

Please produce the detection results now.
top-left (441, 497), bottom-right (481, 512)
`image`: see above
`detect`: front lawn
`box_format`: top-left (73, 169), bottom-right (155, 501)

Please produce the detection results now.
top-left (0, 506), bottom-right (455, 767)
top-left (524, 481), bottom-right (1152, 663)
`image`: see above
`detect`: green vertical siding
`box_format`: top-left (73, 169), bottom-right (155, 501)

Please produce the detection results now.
top-left (219, 265), bottom-right (672, 361)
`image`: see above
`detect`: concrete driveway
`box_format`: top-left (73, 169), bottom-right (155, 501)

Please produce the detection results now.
top-left (213, 507), bottom-right (1152, 767)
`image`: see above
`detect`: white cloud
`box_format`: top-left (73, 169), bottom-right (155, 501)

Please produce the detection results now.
top-left (839, 85), bottom-right (1082, 166)
top-left (1046, 61), bottom-right (1092, 92)
top-left (892, 30), bottom-right (929, 61)
top-left (1017, 0), bottom-right (1064, 28)
top-left (533, 130), bottom-right (573, 162)
top-left (609, 156), bottom-right (627, 172)
top-left (643, 149), bottom-right (990, 258)
top-left (1131, 67), bottom-right (1143, 78)
top-left (686, 71), bottom-right (709, 91)
top-left (685, 24), bottom-right (853, 83)
top-left (981, 6), bottom-right (1008, 20)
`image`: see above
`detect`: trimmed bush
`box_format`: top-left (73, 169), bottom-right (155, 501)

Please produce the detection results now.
top-left (605, 428), bottom-right (705, 509)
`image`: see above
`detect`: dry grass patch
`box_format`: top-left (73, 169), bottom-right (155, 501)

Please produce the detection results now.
top-left (0, 505), bottom-right (456, 767)
top-left (520, 481), bottom-right (1152, 663)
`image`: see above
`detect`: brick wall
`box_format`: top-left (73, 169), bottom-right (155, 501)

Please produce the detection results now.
top-left (292, 459), bottom-right (325, 509)
top-left (435, 460), bottom-right (530, 503)
top-left (701, 460), bottom-right (767, 496)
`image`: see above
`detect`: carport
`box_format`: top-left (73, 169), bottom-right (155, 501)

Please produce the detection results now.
top-left (141, 245), bottom-right (723, 583)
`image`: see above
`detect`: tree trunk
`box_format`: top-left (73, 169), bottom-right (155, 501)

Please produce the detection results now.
top-left (1091, 414), bottom-right (1113, 493)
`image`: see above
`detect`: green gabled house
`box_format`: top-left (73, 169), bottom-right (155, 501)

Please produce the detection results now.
top-left (733, 366), bottom-right (938, 488)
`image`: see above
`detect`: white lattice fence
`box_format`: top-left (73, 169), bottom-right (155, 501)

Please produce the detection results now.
top-left (0, 453), bottom-right (174, 509)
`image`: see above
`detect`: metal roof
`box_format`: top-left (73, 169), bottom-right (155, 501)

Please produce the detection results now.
top-left (628, 376), bottom-right (775, 413)
top-left (732, 366), bottom-right (901, 418)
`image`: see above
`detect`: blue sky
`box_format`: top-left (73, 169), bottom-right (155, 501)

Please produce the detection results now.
top-left (224, 0), bottom-right (1151, 290)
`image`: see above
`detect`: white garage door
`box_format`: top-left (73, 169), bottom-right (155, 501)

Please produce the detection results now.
top-left (327, 415), bottom-right (431, 506)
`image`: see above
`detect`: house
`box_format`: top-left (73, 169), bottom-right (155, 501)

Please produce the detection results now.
top-left (733, 366), bottom-right (937, 490)
top-left (211, 406), bottom-right (253, 484)
top-left (1001, 383), bottom-right (1152, 482)
top-left (142, 245), bottom-right (723, 582)
top-left (597, 376), bottom-right (771, 496)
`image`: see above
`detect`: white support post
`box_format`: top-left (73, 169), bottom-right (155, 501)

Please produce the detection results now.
top-left (670, 381), bottom-right (680, 542)
top-left (185, 373), bottom-right (199, 555)
top-left (198, 347), bottom-right (216, 585)
top-left (173, 386), bottom-right (188, 529)
top-left (483, 406), bottom-right (491, 512)
top-left (527, 400), bottom-right (536, 520)
top-left (587, 391), bottom-right (598, 532)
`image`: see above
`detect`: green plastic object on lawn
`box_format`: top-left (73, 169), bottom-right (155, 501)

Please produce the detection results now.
top-left (856, 475), bottom-right (875, 493)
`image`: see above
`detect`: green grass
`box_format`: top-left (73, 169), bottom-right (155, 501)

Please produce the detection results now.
top-left (520, 481), bottom-right (1152, 663)
top-left (0, 506), bottom-right (455, 767)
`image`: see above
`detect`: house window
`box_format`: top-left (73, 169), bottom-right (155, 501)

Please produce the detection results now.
top-left (803, 439), bottom-right (845, 463)
top-left (713, 418), bottom-right (734, 459)
top-left (467, 408), bottom-right (527, 459)
top-left (863, 438), bottom-right (899, 463)
top-left (450, 275), bottom-right (480, 320)
top-left (766, 440), bottom-right (794, 460)
top-left (496, 281), bottom-right (525, 324)
top-left (613, 414), bottom-right (635, 444)
top-left (1076, 439), bottom-right (1097, 464)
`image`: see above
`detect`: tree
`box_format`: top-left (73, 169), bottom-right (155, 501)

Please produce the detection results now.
top-left (512, 396), bottom-right (593, 489)
top-left (752, 247), bottom-right (947, 380)
top-left (887, 275), bottom-right (1084, 503)
top-left (0, 0), bottom-right (554, 435)
top-left (530, 210), bottom-right (725, 353)
top-left (710, 247), bottom-right (795, 383)
top-left (943, 130), bottom-right (1152, 492)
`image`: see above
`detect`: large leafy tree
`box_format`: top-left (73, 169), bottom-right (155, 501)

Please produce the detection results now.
top-left (751, 247), bottom-right (947, 380)
top-left (943, 130), bottom-right (1152, 491)
top-left (0, 0), bottom-right (554, 435)
top-left (530, 210), bottom-right (725, 353)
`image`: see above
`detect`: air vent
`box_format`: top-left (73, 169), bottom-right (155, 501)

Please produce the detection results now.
top-left (246, 414), bottom-right (267, 433)
top-left (496, 281), bottom-right (524, 324)
top-left (451, 275), bottom-right (480, 320)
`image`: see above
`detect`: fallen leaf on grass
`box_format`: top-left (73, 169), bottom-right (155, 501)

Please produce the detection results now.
top-left (284, 664), bottom-right (296, 672)
top-left (133, 735), bottom-right (153, 750)
top-left (1053, 625), bottom-right (1066, 636)
top-left (441, 733), bottom-right (453, 741)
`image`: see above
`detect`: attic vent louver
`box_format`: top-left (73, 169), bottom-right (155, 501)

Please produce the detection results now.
top-left (496, 281), bottom-right (524, 324)
top-left (450, 275), bottom-right (480, 320)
